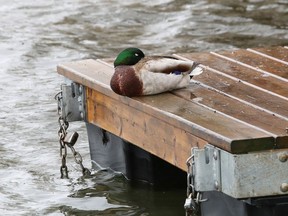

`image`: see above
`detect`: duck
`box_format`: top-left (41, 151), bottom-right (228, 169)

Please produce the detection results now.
top-left (110, 47), bottom-right (203, 97)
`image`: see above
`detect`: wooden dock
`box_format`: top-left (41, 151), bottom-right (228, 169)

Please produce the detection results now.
top-left (57, 46), bottom-right (288, 172)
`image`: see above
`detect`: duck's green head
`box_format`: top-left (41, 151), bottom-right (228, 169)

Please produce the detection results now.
top-left (114, 47), bottom-right (145, 67)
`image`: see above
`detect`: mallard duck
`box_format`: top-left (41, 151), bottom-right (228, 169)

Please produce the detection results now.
top-left (110, 47), bottom-right (203, 97)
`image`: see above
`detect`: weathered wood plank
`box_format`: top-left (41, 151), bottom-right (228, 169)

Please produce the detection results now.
top-left (215, 49), bottom-right (288, 79)
top-left (175, 52), bottom-right (288, 98)
top-left (58, 59), bottom-right (114, 96)
top-left (249, 47), bottom-right (288, 62)
top-left (173, 55), bottom-right (288, 120)
top-left (173, 85), bottom-right (287, 136)
top-left (143, 97), bottom-right (273, 147)
top-left (86, 87), bottom-right (208, 171)
top-left (173, 85), bottom-right (288, 148)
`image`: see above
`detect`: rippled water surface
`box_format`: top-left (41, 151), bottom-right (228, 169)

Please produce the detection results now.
top-left (0, 0), bottom-right (287, 215)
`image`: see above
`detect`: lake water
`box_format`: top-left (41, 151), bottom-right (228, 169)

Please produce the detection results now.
top-left (0, 0), bottom-right (287, 215)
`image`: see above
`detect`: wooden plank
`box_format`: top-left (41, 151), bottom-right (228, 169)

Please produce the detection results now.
top-left (58, 59), bottom-right (114, 96)
top-left (197, 69), bottom-right (288, 119)
top-left (173, 85), bottom-right (288, 148)
top-left (175, 52), bottom-right (288, 98)
top-left (174, 54), bottom-right (288, 120)
top-left (58, 59), bottom-right (276, 154)
top-left (173, 85), bottom-right (287, 136)
top-left (177, 49), bottom-right (288, 148)
top-left (135, 93), bottom-right (274, 150)
top-left (249, 47), bottom-right (288, 62)
top-left (215, 49), bottom-right (288, 80)
top-left (86, 87), bottom-right (208, 171)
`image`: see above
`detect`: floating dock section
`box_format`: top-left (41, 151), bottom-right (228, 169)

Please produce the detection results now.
top-left (57, 46), bottom-right (288, 216)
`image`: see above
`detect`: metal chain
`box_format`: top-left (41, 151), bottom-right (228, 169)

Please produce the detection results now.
top-left (55, 91), bottom-right (62, 116)
top-left (184, 154), bottom-right (197, 215)
top-left (186, 154), bottom-right (195, 198)
top-left (66, 143), bottom-right (91, 176)
top-left (58, 117), bottom-right (69, 178)
top-left (57, 116), bottom-right (90, 178)
top-left (184, 151), bottom-right (207, 215)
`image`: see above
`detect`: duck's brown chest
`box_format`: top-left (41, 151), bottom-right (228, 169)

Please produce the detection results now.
top-left (110, 66), bottom-right (143, 97)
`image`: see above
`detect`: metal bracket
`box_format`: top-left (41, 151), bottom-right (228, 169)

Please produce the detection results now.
top-left (193, 145), bottom-right (221, 192)
top-left (192, 144), bottom-right (288, 199)
top-left (56, 82), bottom-right (86, 122)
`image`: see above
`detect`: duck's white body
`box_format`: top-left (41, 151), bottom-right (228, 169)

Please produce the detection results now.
top-left (138, 58), bottom-right (203, 95)
top-left (140, 70), bottom-right (190, 95)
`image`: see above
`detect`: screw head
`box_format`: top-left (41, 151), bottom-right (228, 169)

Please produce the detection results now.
top-left (79, 85), bottom-right (83, 94)
top-left (213, 151), bottom-right (218, 160)
top-left (80, 112), bottom-right (84, 119)
top-left (214, 181), bottom-right (219, 190)
top-left (278, 153), bottom-right (288, 162)
top-left (280, 183), bottom-right (288, 192)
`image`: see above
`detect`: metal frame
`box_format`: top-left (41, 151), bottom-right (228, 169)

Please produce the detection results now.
top-left (56, 81), bottom-right (86, 122)
top-left (192, 144), bottom-right (288, 199)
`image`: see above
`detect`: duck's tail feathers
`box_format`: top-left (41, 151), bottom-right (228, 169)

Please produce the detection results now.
top-left (189, 62), bottom-right (204, 78)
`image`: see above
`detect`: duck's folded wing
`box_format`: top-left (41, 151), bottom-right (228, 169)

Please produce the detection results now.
top-left (143, 58), bottom-right (200, 74)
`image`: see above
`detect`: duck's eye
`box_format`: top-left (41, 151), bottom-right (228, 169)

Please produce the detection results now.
top-left (135, 53), bottom-right (139, 57)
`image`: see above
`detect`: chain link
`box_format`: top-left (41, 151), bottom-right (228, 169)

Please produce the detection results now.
top-left (185, 154), bottom-right (197, 215)
top-left (67, 143), bottom-right (91, 177)
top-left (58, 117), bottom-right (69, 178)
top-left (57, 116), bottom-right (90, 178)
top-left (186, 154), bottom-right (195, 198)
top-left (184, 151), bottom-right (207, 216)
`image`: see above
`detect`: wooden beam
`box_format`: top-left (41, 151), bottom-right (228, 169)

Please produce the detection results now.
top-left (86, 87), bottom-right (207, 171)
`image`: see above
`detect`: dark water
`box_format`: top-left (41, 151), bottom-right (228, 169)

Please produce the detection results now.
top-left (0, 0), bottom-right (287, 215)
